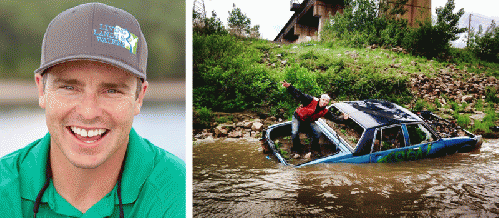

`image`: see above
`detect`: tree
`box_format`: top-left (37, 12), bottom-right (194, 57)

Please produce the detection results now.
top-left (434, 0), bottom-right (467, 42)
top-left (227, 6), bottom-right (251, 37)
top-left (249, 25), bottom-right (261, 38)
top-left (470, 21), bottom-right (499, 62)
top-left (193, 10), bottom-right (227, 35)
top-left (403, 0), bottom-right (466, 59)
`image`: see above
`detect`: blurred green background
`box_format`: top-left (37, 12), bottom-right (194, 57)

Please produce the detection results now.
top-left (0, 0), bottom-right (185, 81)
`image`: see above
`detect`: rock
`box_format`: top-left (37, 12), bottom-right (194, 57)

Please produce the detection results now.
top-left (470, 112), bottom-right (486, 121)
top-left (244, 121), bottom-right (253, 129)
top-left (214, 125), bottom-right (228, 136)
top-left (487, 76), bottom-right (496, 84)
top-left (281, 60), bottom-right (287, 65)
top-left (251, 131), bottom-right (258, 137)
top-left (251, 122), bottom-right (264, 131)
top-left (462, 95), bottom-right (474, 103)
top-left (303, 152), bottom-right (312, 159)
top-left (195, 136), bottom-right (216, 144)
top-left (228, 130), bottom-right (243, 138)
top-left (464, 105), bottom-right (474, 113)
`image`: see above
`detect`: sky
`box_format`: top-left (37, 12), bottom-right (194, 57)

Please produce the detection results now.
top-left (194, 0), bottom-right (499, 41)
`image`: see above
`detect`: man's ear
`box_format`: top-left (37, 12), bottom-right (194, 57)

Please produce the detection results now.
top-left (134, 80), bottom-right (148, 115)
top-left (35, 73), bottom-right (46, 109)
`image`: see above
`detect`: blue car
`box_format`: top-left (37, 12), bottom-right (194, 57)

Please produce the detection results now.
top-left (263, 99), bottom-right (482, 167)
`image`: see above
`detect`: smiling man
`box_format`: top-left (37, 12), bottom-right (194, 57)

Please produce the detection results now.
top-left (0, 3), bottom-right (185, 217)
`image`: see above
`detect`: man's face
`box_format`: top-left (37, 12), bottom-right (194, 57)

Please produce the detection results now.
top-left (319, 97), bottom-right (329, 107)
top-left (35, 60), bottom-right (148, 169)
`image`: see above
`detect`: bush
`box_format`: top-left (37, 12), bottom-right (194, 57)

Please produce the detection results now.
top-left (215, 116), bottom-right (229, 124)
top-left (485, 86), bottom-right (499, 104)
top-left (469, 21), bottom-right (499, 63)
top-left (455, 113), bottom-right (470, 128)
top-left (402, 20), bottom-right (449, 59)
top-left (194, 33), bottom-right (282, 111)
top-left (471, 106), bottom-right (497, 133)
top-left (195, 107), bottom-right (213, 128)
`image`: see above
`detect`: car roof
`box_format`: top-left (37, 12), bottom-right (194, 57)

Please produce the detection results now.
top-left (331, 99), bottom-right (422, 129)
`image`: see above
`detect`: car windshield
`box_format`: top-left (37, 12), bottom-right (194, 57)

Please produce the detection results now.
top-left (324, 106), bottom-right (364, 150)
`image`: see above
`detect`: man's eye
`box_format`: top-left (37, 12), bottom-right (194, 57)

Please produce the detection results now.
top-left (63, 86), bottom-right (74, 90)
top-left (107, 89), bottom-right (118, 94)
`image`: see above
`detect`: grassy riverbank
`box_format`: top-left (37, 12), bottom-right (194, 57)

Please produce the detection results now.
top-left (193, 34), bottom-right (499, 136)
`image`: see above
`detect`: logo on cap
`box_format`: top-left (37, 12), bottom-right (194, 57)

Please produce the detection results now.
top-left (93, 24), bottom-right (138, 54)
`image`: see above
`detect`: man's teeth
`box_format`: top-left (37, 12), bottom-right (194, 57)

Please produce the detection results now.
top-left (71, 127), bottom-right (107, 138)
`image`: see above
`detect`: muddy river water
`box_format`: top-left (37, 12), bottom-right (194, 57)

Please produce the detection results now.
top-left (193, 139), bottom-right (499, 217)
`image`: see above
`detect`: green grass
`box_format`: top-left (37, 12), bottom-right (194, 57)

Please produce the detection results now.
top-left (215, 116), bottom-right (230, 124)
top-left (471, 106), bottom-right (498, 133)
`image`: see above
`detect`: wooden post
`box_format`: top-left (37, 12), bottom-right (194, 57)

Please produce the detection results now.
top-left (468, 13), bottom-right (471, 47)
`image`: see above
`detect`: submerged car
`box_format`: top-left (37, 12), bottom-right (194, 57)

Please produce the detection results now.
top-left (262, 99), bottom-right (482, 167)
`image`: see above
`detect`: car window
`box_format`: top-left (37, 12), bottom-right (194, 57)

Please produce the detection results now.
top-left (372, 126), bottom-right (405, 152)
top-left (324, 107), bottom-right (364, 149)
top-left (406, 123), bottom-right (437, 145)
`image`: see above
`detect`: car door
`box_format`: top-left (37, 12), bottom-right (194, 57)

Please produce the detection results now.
top-left (404, 123), bottom-right (440, 159)
top-left (371, 123), bottom-right (440, 163)
top-left (369, 125), bottom-right (412, 163)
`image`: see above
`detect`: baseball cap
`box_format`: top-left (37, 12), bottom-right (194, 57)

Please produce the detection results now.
top-left (34, 2), bottom-right (148, 80)
top-left (320, 94), bottom-right (330, 100)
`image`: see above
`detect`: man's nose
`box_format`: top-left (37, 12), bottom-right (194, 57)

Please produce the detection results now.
top-left (76, 92), bottom-right (102, 120)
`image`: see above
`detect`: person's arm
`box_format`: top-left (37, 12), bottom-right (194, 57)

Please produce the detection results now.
top-left (281, 81), bottom-right (313, 105)
top-left (324, 110), bottom-right (349, 122)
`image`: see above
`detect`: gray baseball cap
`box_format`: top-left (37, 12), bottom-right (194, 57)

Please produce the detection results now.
top-left (34, 2), bottom-right (148, 80)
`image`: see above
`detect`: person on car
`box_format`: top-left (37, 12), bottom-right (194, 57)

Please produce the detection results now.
top-left (281, 81), bottom-right (348, 157)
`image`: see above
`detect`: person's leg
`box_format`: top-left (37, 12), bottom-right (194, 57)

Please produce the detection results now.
top-left (291, 115), bottom-right (302, 153)
top-left (310, 122), bottom-right (322, 154)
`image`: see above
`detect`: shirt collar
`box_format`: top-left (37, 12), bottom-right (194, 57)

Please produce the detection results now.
top-left (20, 128), bottom-right (154, 205)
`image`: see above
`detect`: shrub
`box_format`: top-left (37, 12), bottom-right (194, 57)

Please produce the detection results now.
top-left (455, 113), bottom-right (470, 128)
top-left (469, 21), bottom-right (499, 63)
top-left (485, 86), bottom-right (499, 104)
top-left (193, 10), bottom-right (228, 36)
top-left (471, 106), bottom-right (497, 133)
top-left (403, 20), bottom-right (453, 59)
top-left (195, 107), bottom-right (213, 128)
top-left (215, 116), bottom-right (229, 124)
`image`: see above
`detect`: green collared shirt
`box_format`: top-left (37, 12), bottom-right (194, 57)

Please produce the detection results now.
top-left (0, 128), bottom-right (186, 217)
